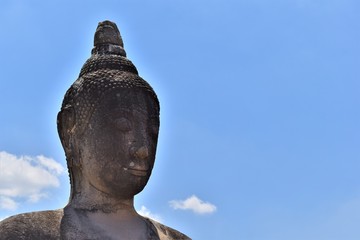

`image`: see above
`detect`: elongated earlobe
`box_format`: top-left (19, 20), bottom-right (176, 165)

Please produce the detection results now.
top-left (57, 105), bottom-right (75, 154)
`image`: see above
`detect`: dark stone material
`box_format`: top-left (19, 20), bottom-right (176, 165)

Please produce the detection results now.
top-left (0, 20), bottom-right (190, 240)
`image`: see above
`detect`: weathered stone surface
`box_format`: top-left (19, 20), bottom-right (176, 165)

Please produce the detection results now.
top-left (0, 20), bottom-right (190, 240)
top-left (0, 210), bottom-right (63, 240)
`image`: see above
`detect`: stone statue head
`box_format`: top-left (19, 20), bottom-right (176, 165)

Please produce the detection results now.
top-left (0, 21), bottom-right (190, 240)
top-left (57, 20), bottom-right (160, 201)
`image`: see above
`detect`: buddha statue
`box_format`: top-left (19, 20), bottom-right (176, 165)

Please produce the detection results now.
top-left (0, 20), bottom-right (190, 240)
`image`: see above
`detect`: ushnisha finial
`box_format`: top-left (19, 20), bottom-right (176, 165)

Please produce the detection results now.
top-left (92, 20), bottom-right (126, 56)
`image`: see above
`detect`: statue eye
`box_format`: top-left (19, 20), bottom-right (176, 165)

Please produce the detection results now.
top-left (114, 117), bottom-right (131, 132)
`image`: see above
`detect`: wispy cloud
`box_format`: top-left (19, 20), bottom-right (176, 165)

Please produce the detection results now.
top-left (0, 196), bottom-right (17, 211)
top-left (137, 205), bottom-right (162, 222)
top-left (0, 151), bottom-right (65, 210)
top-left (169, 195), bottom-right (217, 214)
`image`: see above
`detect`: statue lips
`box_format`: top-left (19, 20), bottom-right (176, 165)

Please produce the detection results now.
top-left (122, 166), bottom-right (149, 177)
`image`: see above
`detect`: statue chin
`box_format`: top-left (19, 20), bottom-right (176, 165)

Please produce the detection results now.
top-left (89, 168), bottom-right (152, 199)
top-left (0, 20), bottom-right (191, 240)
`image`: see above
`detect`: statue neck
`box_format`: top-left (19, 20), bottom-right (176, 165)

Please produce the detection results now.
top-left (69, 179), bottom-right (136, 214)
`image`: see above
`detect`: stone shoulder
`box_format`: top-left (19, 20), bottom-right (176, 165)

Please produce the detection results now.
top-left (0, 210), bottom-right (63, 240)
top-left (148, 218), bottom-right (191, 240)
top-left (0, 210), bottom-right (190, 240)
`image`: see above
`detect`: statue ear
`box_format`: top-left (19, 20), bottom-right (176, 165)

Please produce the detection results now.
top-left (57, 105), bottom-right (76, 153)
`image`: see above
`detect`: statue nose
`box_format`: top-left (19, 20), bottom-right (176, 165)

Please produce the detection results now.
top-left (133, 146), bottom-right (149, 160)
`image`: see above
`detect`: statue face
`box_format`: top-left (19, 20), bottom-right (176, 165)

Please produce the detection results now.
top-left (77, 88), bottom-right (159, 199)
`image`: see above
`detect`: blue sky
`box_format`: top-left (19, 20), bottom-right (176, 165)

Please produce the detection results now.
top-left (0, 0), bottom-right (359, 239)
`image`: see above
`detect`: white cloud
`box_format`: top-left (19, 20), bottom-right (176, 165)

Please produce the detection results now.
top-left (36, 155), bottom-right (64, 175)
top-left (169, 195), bottom-right (217, 214)
top-left (137, 205), bottom-right (162, 222)
top-left (0, 151), bottom-right (65, 210)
